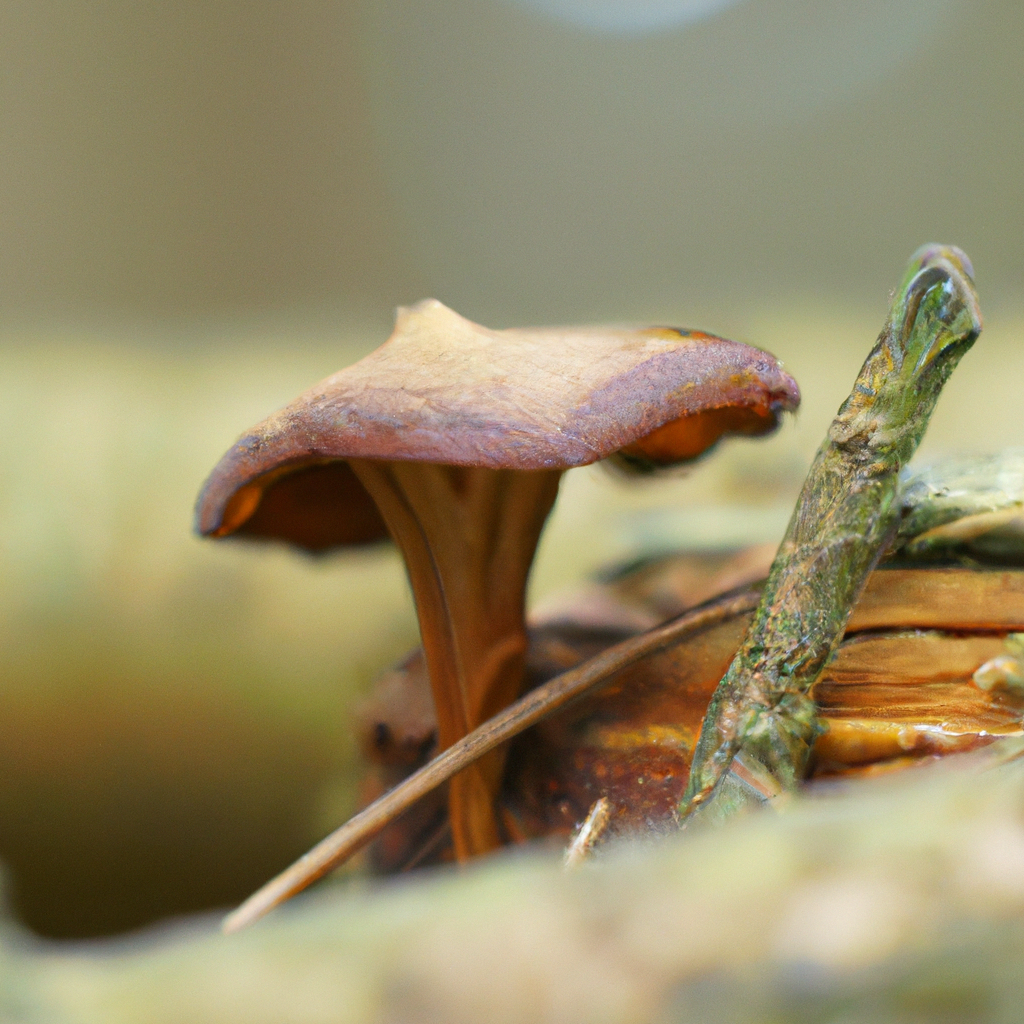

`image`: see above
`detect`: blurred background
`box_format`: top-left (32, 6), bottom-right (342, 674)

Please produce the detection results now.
top-left (1, 0), bottom-right (1023, 939)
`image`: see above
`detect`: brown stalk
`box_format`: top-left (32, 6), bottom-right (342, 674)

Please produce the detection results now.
top-left (349, 461), bottom-right (562, 855)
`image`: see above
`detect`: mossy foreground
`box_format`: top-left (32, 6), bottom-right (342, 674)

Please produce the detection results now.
top-left (1, 741), bottom-right (1023, 1023)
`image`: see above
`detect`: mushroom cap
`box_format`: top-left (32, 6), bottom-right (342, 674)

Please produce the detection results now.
top-left (196, 299), bottom-right (799, 550)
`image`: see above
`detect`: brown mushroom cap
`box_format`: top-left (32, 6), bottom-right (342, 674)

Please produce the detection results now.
top-left (197, 299), bottom-right (800, 864)
top-left (196, 299), bottom-right (799, 550)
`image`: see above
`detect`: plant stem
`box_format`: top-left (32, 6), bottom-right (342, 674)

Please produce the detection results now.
top-left (680, 244), bottom-right (983, 819)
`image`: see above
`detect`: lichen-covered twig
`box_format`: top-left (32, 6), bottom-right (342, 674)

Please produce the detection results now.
top-left (680, 244), bottom-right (983, 820)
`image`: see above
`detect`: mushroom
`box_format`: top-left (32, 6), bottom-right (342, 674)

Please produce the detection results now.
top-left (195, 299), bottom-right (799, 859)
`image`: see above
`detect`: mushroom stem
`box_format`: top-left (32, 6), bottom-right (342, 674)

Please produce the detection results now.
top-left (349, 459), bottom-right (562, 858)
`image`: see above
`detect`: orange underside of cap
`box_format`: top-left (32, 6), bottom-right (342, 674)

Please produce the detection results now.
top-left (217, 461), bottom-right (388, 551)
top-left (619, 404), bottom-right (777, 465)
top-left (213, 405), bottom-right (781, 551)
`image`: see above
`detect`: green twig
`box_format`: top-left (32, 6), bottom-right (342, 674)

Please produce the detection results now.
top-left (680, 244), bottom-right (983, 820)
